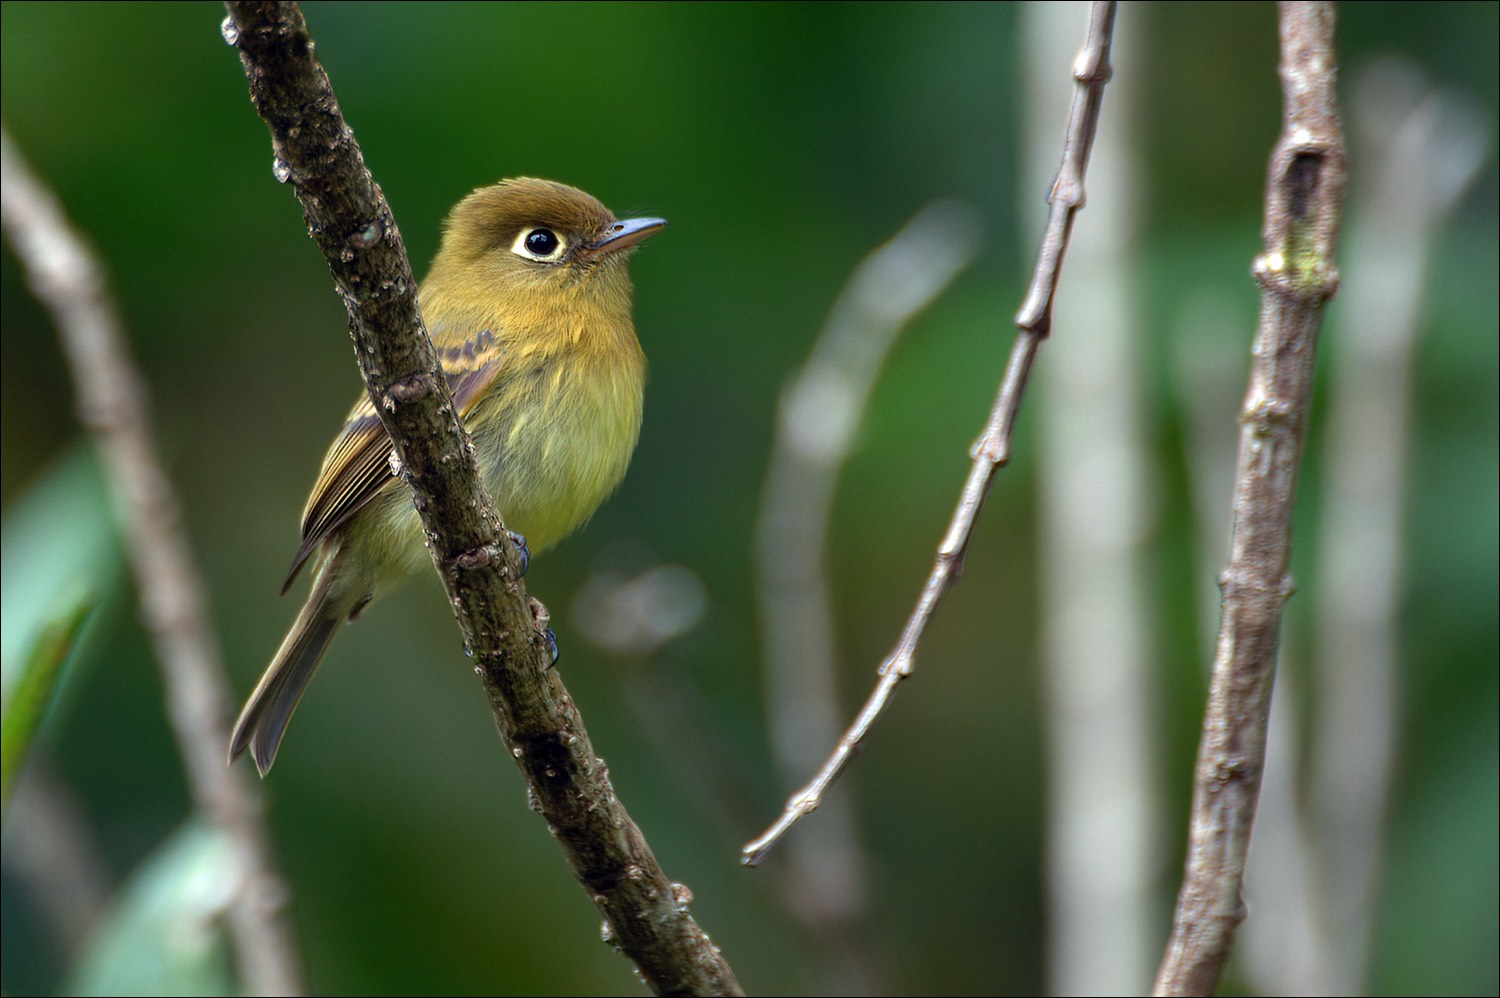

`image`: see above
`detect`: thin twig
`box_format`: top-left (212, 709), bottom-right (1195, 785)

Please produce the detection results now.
top-left (743, 0), bottom-right (1117, 867)
top-left (1, 125), bottom-right (304, 997)
top-left (1153, 4), bottom-right (1346, 994)
top-left (754, 202), bottom-right (979, 986)
top-left (221, 4), bottom-right (742, 994)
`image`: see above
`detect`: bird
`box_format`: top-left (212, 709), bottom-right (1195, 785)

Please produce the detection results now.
top-left (229, 177), bottom-right (665, 776)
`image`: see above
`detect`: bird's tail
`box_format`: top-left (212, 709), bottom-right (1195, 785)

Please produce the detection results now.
top-left (229, 568), bottom-right (349, 777)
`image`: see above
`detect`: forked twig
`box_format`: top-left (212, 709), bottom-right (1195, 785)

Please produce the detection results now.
top-left (743, 0), bottom-right (1118, 867)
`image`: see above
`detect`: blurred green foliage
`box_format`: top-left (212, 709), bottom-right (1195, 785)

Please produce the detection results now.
top-left (2, 3), bottom-right (1495, 995)
top-left (65, 820), bottom-right (237, 997)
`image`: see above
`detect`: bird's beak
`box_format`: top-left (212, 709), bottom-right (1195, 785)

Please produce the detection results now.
top-left (583, 216), bottom-right (667, 260)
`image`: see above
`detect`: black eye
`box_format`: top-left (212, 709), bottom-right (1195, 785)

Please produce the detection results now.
top-left (510, 226), bottom-right (570, 261)
top-left (524, 228), bottom-right (559, 256)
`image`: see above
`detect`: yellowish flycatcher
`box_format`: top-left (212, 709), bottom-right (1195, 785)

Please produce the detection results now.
top-left (230, 178), bottom-right (664, 775)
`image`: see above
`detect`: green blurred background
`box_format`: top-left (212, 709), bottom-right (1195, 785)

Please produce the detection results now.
top-left (2, 3), bottom-right (1495, 995)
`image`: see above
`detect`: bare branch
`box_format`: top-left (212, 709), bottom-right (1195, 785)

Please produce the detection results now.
top-left (743, 0), bottom-right (1117, 867)
top-left (220, 4), bottom-right (741, 993)
top-left (1, 125), bottom-right (304, 997)
top-left (1154, 4), bottom-right (1346, 994)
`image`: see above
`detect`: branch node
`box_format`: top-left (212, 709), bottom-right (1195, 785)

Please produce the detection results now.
top-left (1217, 567), bottom-right (1296, 605)
top-left (385, 372), bottom-right (433, 405)
top-left (1241, 397), bottom-right (1297, 434)
top-left (348, 218), bottom-right (385, 250)
top-left (455, 542), bottom-right (501, 571)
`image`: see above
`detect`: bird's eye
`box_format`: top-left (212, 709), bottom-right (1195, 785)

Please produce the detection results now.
top-left (526, 229), bottom-right (558, 255)
top-left (512, 227), bottom-right (567, 261)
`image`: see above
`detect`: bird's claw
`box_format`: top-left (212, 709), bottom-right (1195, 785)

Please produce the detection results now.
top-left (507, 530), bottom-right (531, 577)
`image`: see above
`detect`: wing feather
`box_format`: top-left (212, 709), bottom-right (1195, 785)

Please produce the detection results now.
top-left (281, 327), bottom-right (506, 592)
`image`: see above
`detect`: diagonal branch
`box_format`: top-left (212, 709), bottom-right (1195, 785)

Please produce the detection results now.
top-left (743, 0), bottom-right (1117, 867)
top-left (1153, 4), bottom-right (1346, 994)
top-left (221, 3), bottom-right (741, 994)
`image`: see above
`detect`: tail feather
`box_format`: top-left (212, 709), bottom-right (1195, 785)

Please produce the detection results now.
top-left (230, 574), bottom-right (348, 776)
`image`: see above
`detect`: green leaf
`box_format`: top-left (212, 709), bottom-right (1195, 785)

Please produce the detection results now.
top-left (0, 596), bottom-right (94, 814)
top-left (66, 819), bottom-right (239, 998)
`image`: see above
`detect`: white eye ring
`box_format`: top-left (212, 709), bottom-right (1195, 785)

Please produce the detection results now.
top-left (511, 227), bottom-right (569, 261)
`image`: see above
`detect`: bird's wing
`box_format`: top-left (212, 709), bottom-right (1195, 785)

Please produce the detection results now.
top-left (281, 327), bottom-right (505, 593)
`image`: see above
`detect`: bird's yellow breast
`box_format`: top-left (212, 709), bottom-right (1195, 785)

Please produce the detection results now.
top-left (466, 327), bottom-right (645, 553)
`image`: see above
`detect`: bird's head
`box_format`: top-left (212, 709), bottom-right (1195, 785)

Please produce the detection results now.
top-left (423, 177), bottom-right (665, 329)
